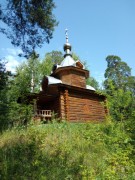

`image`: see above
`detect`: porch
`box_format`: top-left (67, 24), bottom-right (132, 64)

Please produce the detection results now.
top-left (34, 109), bottom-right (52, 120)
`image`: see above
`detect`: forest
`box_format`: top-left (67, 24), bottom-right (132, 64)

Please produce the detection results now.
top-left (0, 0), bottom-right (135, 179)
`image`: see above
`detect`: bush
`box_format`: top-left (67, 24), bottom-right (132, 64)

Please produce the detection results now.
top-left (0, 122), bottom-right (135, 179)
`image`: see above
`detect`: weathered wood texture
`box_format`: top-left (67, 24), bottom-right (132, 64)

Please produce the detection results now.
top-left (60, 90), bottom-right (106, 122)
top-left (52, 66), bottom-right (89, 88)
top-left (60, 92), bottom-right (65, 120)
top-left (64, 90), bottom-right (70, 121)
top-left (61, 73), bottom-right (86, 88)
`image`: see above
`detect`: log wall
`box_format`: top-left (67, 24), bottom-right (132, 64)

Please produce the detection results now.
top-left (68, 93), bottom-right (106, 122)
top-left (53, 67), bottom-right (89, 89)
top-left (60, 90), bottom-right (106, 122)
top-left (59, 70), bottom-right (86, 88)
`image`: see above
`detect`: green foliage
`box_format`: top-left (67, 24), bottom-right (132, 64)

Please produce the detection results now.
top-left (0, 122), bottom-right (134, 179)
top-left (0, 60), bottom-right (8, 91)
top-left (104, 55), bottom-right (135, 121)
top-left (0, 60), bottom-right (9, 131)
top-left (0, 98), bottom-right (33, 132)
top-left (106, 81), bottom-right (134, 122)
top-left (9, 52), bottom-right (41, 96)
top-left (86, 77), bottom-right (99, 90)
top-left (0, 57), bottom-right (35, 131)
top-left (40, 50), bottom-right (63, 75)
top-left (0, 0), bottom-right (58, 57)
top-left (126, 75), bottom-right (135, 96)
top-left (104, 55), bottom-right (135, 150)
top-left (8, 102), bottom-right (33, 127)
top-left (72, 52), bottom-right (80, 61)
top-left (0, 89), bottom-right (9, 131)
top-left (104, 55), bottom-right (132, 93)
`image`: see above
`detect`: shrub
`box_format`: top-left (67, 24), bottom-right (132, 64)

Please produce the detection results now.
top-left (0, 122), bottom-right (135, 179)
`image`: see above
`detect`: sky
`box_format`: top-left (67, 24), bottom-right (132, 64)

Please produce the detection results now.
top-left (0, 0), bottom-right (135, 85)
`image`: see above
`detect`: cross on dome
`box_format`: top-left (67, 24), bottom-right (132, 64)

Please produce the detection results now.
top-left (65, 28), bottom-right (69, 43)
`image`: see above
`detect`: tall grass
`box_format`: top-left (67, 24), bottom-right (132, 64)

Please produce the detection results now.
top-left (0, 121), bottom-right (135, 179)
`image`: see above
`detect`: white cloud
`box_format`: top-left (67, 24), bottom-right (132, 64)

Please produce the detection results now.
top-left (5, 55), bottom-right (20, 73)
top-left (1, 48), bottom-right (24, 73)
top-left (2, 48), bottom-right (23, 56)
top-left (6, 48), bottom-right (23, 56)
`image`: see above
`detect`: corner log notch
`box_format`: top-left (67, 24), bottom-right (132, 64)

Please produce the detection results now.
top-left (64, 89), bottom-right (70, 121)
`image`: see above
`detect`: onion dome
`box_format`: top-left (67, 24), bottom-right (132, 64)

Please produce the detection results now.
top-left (63, 42), bottom-right (72, 56)
top-left (60, 29), bottom-right (76, 67)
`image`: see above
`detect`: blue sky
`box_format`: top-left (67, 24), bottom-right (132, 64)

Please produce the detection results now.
top-left (0, 0), bottom-right (135, 85)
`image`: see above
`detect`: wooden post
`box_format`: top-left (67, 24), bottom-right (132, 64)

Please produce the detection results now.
top-left (59, 92), bottom-right (64, 120)
top-left (33, 99), bottom-right (37, 116)
top-left (64, 89), bottom-right (70, 121)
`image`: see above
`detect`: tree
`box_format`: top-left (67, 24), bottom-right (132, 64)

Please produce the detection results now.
top-left (0, 59), bottom-right (8, 90)
top-left (126, 76), bottom-right (135, 96)
top-left (10, 52), bottom-right (41, 98)
top-left (104, 55), bottom-right (135, 123)
top-left (104, 55), bottom-right (131, 94)
top-left (106, 82), bottom-right (134, 121)
top-left (40, 51), bottom-right (63, 75)
top-left (0, 0), bottom-right (58, 57)
top-left (0, 55), bottom-right (37, 130)
top-left (0, 60), bottom-right (8, 131)
top-left (0, 60), bottom-right (10, 131)
top-left (86, 77), bottom-right (99, 90)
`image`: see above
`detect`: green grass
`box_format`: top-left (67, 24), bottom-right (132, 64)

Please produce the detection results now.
top-left (0, 121), bottom-right (135, 179)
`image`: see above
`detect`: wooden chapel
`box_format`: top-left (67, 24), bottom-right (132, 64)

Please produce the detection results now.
top-left (32, 31), bottom-right (107, 122)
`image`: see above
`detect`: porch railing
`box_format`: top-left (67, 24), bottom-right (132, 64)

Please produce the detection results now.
top-left (36, 110), bottom-right (52, 118)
